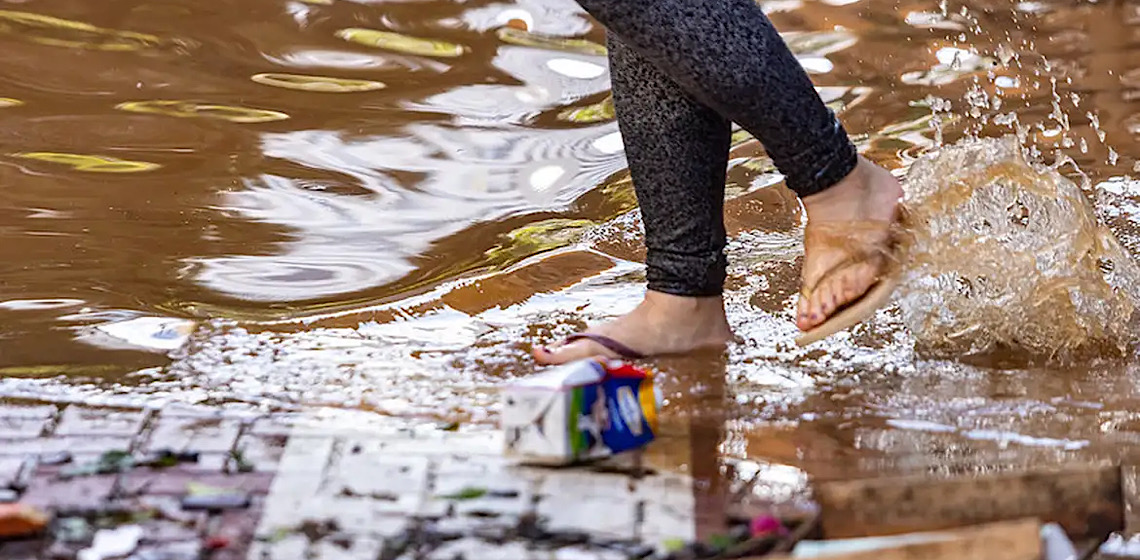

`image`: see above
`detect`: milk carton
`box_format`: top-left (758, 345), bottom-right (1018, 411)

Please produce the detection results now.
top-left (500, 359), bottom-right (660, 465)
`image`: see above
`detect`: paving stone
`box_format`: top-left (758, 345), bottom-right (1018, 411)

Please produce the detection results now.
top-left (636, 474), bottom-right (696, 551)
top-left (232, 432), bottom-right (289, 472)
top-left (248, 534), bottom-right (309, 560)
top-left (0, 435), bottom-right (132, 457)
top-left (0, 540), bottom-right (42, 560)
top-left (554, 547), bottom-right (626, 560)
top-left (0, 456), bottom-right (26, 486)
top-left (20, 473), bottom-right (116, 509)
top-left (55, 406), bottom-right (146, 437)
top-left (330, 443), bottom-right (430, 500)
top-left (120, 470), bottom-right (275, 496)
top-left (275, 436), bottom-right (336, 475)
top-left (0, 405), bottom-right (57, 419)
top-left (536, 495), bottom-right (637, 541)
top-left (142, 413), bottom-right (242, 454)
top-left (308, 536), bottom-right (384, 560)
top-left (127, 541), bottom-right (201, 560)
top-left (425, 538), bottom-right (537, 560)
top-left (0, 414), bottom-right (49, 439)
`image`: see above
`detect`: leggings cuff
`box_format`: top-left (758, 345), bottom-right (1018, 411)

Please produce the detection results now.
top-left (778, 115), bottom-right (859, 198)
top-left (645, 249), bottom-right (726, 297)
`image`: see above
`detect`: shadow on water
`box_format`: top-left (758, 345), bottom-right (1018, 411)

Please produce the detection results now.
top-left (0, 0), bottom-right (1139, 515)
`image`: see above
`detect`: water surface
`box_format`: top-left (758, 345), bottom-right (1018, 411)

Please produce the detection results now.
top-left (0, 0), bottom-right (1139, 529)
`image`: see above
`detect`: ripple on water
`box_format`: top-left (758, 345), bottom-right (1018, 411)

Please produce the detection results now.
top-left (336, 28), bottom-right (468, 58)
top-left (251, 73), bottom-right (386, 92)
top-left (192, 122), bottom-right (626, 301)
top-left (0, 9), bottom-right (162, 51)
top-left (11, 152), bottom-right (160, 173)
top-left (115, 100), bottom-right (290, 123)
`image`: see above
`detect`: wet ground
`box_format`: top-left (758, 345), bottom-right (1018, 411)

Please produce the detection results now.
top-left (1, 0), bottom-right (1140, 543)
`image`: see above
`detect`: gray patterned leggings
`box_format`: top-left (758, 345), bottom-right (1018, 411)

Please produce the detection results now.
top-left (577, 0), bottom-right (858, 296)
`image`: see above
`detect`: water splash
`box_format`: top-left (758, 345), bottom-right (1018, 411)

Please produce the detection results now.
top-left (896, 135), bottom-right (1140, 360)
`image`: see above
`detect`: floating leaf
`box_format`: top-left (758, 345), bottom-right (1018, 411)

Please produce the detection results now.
top-left (115, 100), bottom-right (289, 123)
top-left (495, 27), bottom-right (606, 56)
top-left (438, 486), bottom-right (487, 500)
top-left (557, 95), bottom-right (614, 123)
top-left (0, 9), bottom-right (160, 51)
top-left (251, 73), bottom-right (385, 93)
top-left (12, 152), bottom-right (159, 173)
top-left (0, 98), bottom-right (22, 108)
top-left (336, 28), bottom-right (466, 58)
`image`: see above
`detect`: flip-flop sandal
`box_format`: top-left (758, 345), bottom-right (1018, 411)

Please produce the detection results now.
top-left (556, 333), bottom-right (647, 360)
top-left (794, 210), bottom-right (909, 347)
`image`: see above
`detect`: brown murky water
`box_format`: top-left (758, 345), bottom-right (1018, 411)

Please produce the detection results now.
top-left (1, 0), bottom-right (1140, 530)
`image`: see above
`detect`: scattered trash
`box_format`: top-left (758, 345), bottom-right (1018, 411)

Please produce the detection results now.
top-left (501, 359), bottom-right (660, 464)
top-left (204, 535), bottom-right (230, 550)
top-left (0, 503), bottom-right (49, 538)
top-left (1040, 522), bottom-right (1078, 560)
top-left (1099, 532), bottom-right (1140, 557)
top-left (437, 487), bottom-right (487, 501)
top-left (59, 450), bottom-right (134, 478)
top-left (181, 483), bottom-right (251, 511)
top-left (77, 524), bottom-right (143, 560)
top-left (751, 515), bottom-right (790, 538)
top-left (39, 451), bottom-right (73, 466)
top-left (0, 489), bottom-right (20, 503)
top-left (53, 516), bottom-right (93, 544)
top-left (136, 449), bottom-right (194, 468)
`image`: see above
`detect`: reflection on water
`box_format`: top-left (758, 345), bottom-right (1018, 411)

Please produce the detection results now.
top-left (0, 0), bottom-right (1138, 516)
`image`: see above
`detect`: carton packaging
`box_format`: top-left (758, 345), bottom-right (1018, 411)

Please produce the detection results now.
top-left (500, 358), bottom-right (660, 464)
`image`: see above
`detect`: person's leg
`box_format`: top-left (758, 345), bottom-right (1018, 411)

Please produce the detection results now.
top-left (572, 0), bottom-right (903, 332)
top-left (534, 34), bottom-right (734, 364)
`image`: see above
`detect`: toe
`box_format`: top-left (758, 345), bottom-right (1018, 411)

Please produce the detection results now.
top-left (533, 339), bottom-right (611, 365)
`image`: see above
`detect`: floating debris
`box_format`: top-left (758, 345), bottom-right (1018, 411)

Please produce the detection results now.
top-left (77, 524), bottom-right (143, 560)
top-left (59, 450), bottom-right (133, 478)
top-left (88, 316), bottom-right (196, 352)
top-left (437, 486), bottom-right (487, 501)
top-left (0, 504), bottom-right (49, 538)
top-left (0, 9), bottom-right (160, 51)
top-left (11, 152), bottom-right (160, 173)
top-left (251, 73), bottom-right (386, 93)
top-left (181, 482), bottom-right (251, 511)
top-left (0, 98), bottom-right (22, 107)
top-left (495, 27), bottom-right (606, 56)
top-left (336, 28), bottom-right (466, 58)
top-left (115, 100), bottom-right (289, 123)
top-left (557, 95), bottom-right (614, 123)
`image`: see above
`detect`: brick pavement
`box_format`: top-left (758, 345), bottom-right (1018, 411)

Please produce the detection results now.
top-left (0, 402), bottom-right (721, 560)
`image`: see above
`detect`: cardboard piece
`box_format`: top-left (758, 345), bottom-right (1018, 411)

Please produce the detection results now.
top-left (759, 518), bottom-right (1043, 560)
top-left (814, 463), bottom-right (1123, 540)
top-left (500, 359), bottom-right (659, 464)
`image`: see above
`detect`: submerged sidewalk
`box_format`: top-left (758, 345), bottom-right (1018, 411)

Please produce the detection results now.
top-left (0, 402), bottom-right (733, 560)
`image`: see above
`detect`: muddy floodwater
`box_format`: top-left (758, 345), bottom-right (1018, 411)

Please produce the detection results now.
top-left (1, 0), bottom-right (1140, 529)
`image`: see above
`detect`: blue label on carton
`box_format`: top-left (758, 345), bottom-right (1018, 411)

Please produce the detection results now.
top-left (572, 362), bottom-right (657, 458)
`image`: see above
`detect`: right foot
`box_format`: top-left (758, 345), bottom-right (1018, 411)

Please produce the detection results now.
top-left (533, 291), bottom-right (733, 365)
top-left (796, 156), bottom-right (904, 332)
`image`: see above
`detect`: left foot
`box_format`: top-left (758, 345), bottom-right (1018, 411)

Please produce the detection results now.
top-left (532, 291), bottom-right (733, 365)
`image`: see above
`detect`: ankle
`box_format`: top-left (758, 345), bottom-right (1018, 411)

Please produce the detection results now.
top-left (642, 291), bottom-right (726, 318)
top-left (801, 157), bottom-right (902, 222)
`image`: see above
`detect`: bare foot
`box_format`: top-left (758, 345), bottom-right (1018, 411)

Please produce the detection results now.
top-left (796, 156), bottom-right (904, 331)
top-left (533, 291), bottom-right (733, 365)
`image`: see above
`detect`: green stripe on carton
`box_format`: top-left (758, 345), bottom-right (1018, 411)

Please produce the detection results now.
top-left (569, 386), bottom-right (584, 455)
